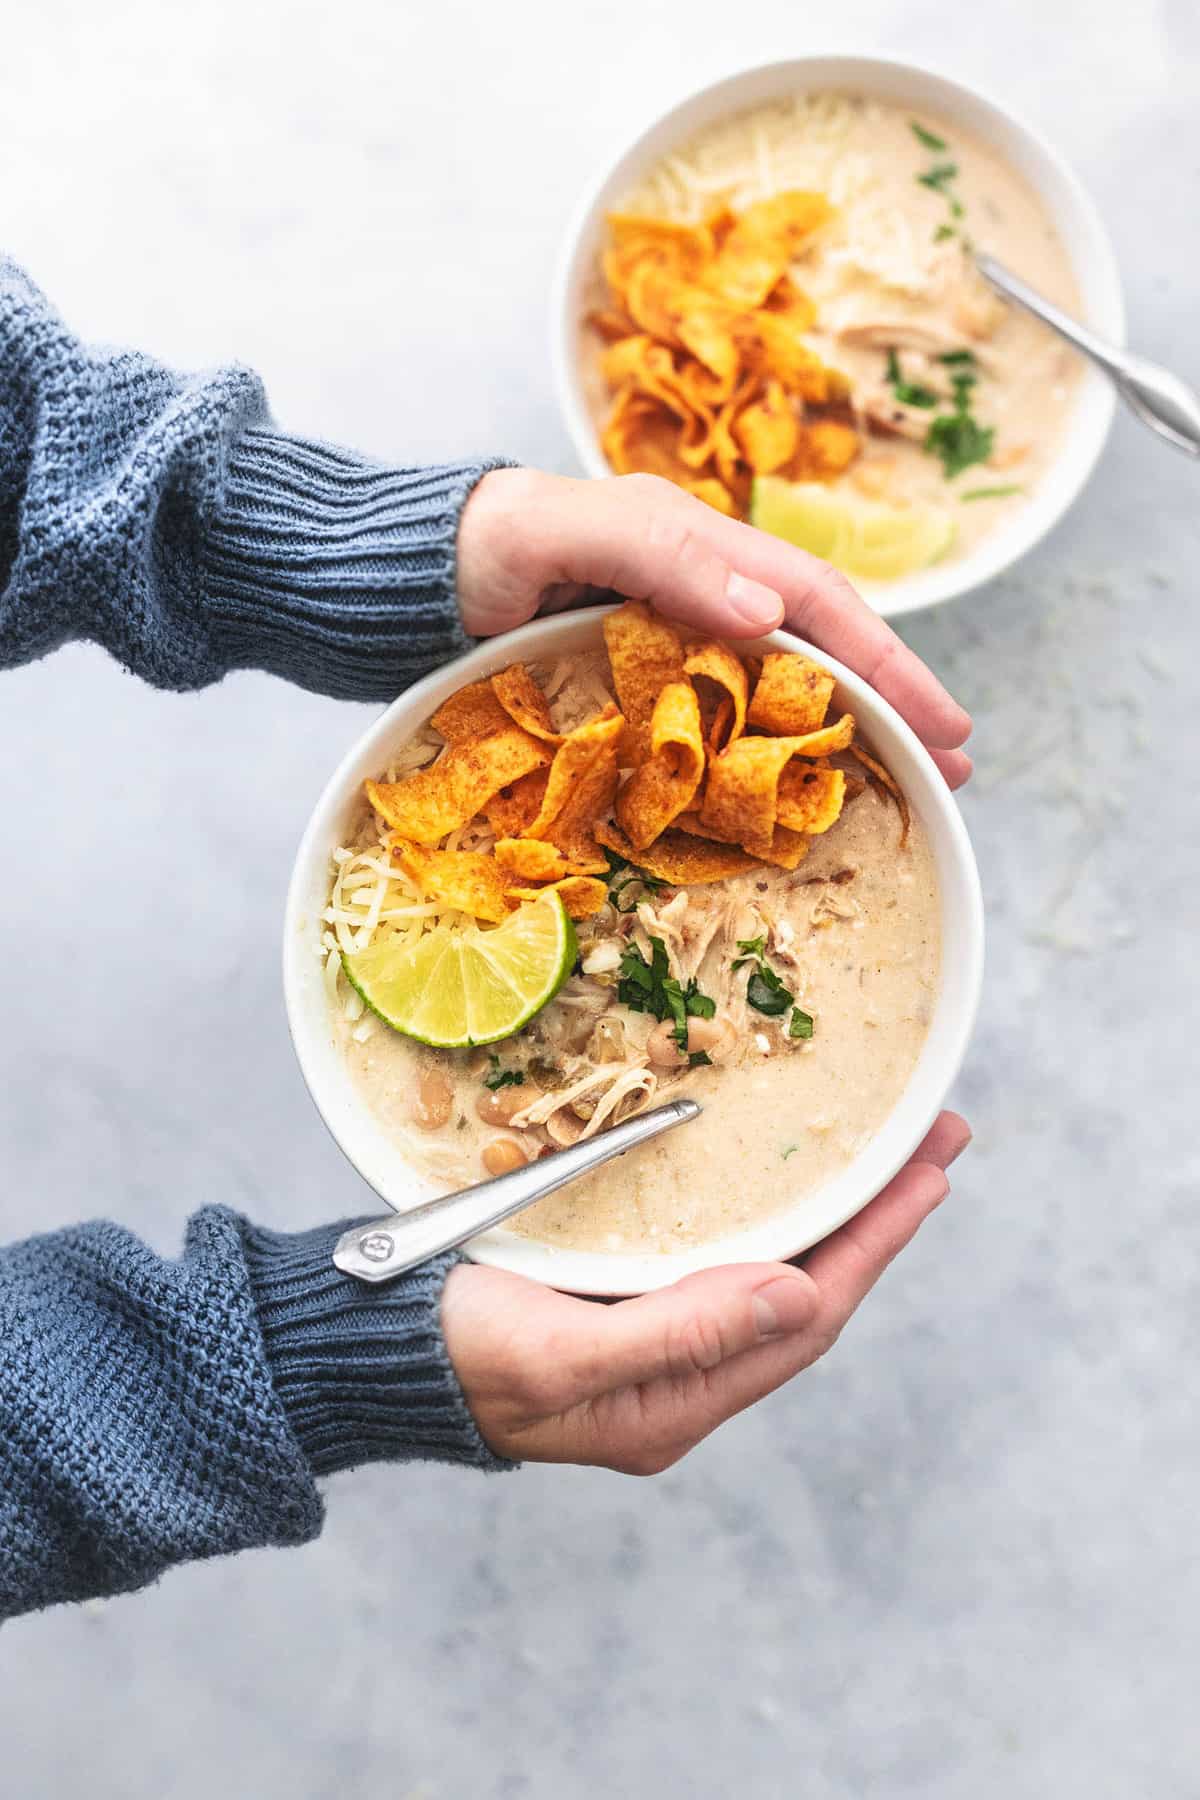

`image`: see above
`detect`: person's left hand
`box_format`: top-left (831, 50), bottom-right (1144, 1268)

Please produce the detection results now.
top-left (457, 468), bottom-right (973, 789)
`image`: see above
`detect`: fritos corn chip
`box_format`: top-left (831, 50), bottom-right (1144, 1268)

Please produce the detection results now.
top-left (485, 767), bottom-right (549, 838)
top-left (366, 726), bottom-right (550, 846)
top-left (775, 764), bottom-right (847, 835)
top-left (595, 819), bottom-right (757, 885)
top-left (615, 679), bottom-right (705, 850)
top-left (733, 378), bottom-right (799, 475)
top-left (707, 192), bottom-right (832, 307)
top-left (522, 707), bottom-right (623, 873)
top-left (698, 735), bottom-right (824, 860)
top-left (851, 742), bottom-right (910, 845)
top-left (491, 664), bottom-right (563, 744)
top-left (430, 678), bottom-right (510, 743)
top-left (683, 638), bottom-right (749, 750)
top-left (602, 601), bottom-right (685, 764)
top-left (507, 876), bottom-right (610, 920)
top-left (747, 653), bottom-right (837, 736)
top-left (677, 812), bottom-right (810, 871)
top-left (390, 841), bottom-right (514, 923)
top-left (494, 838), bottom-right (576, 882)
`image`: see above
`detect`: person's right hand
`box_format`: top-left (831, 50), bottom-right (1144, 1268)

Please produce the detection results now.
top-left (442, 1111), bottom-right (970, 1472)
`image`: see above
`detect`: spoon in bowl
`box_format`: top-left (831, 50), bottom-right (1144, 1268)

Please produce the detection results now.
top-left (332, 1096), bottom-right (700, 1283)
top-left (975, 252), bottom-right (1200, 457)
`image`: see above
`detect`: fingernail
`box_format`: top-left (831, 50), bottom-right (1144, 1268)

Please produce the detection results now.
top-left (752, 1275), bottom-right (814, 1340)
top-left (726, 571), bottom-right (784, 630)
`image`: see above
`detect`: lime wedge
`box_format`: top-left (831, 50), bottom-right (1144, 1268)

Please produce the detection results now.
top-left (751, 477), bottom-right (956, 581)
top-left (342, 890), bottom-right (577, 1048)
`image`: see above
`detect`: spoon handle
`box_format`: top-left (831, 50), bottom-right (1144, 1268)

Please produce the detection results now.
top-left (975, 253), bottom-right (1200, 458)
top-left (332, 1096), bottom-right (701, 1282)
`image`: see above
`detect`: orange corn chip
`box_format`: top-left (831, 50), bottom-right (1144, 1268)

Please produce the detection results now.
top-left (708, 191), bottom-right (832, 307)
top-left (430, 678), bottom-right (511, 742)
top-left (851, 743), bottom-right (910, 846)
top-left (588, 307), bottom-right (637, 342)
top-left (683, 638), bottom-right (749, 750)
top-left (485, 767), bottom-right (549, 838)
top-left (775, 763), bottom-right (847, 835)
top-left (506, 876), bottom-right (610, 920)
top-left (681, 476), bottom-right (737, 516)
top-left (601, 392), bottom-right (696, 484)
top-left (523, 706), bottom-right (623, 873)
top-left (707, 694), bottom-right (734, 753)
top-left (786, 713), bottom-right (856, 758)
top-left (493, 838), bottom-right (576, 882)
top-left (792, 418), bottom-right (859, 479)
top-left (365, 726), bottom-right (550, 846)
top-left (390, 841), bottom-right (513, 923)
top-left (677, 812), bottom-right (810, 871)
top-left (746, 653), bottom-right (836, 735)
top-left (699, 734), bottom-right (830, 860)
top-left (595, 819), bottom-right (757, 885)
top-left (491, 664), bottom-right (562, 744)
top-left (603, 600), bottom-right (685, 764)
top-left (733, 378), bottom-right (799, 475)
top-left (615, 679), bottom-right (705, 850)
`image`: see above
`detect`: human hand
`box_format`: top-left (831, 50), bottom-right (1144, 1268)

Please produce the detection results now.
top-left (441, 1111), bottom-right (969, 1471)
top-left (456, 469), bottom-right (972, 789)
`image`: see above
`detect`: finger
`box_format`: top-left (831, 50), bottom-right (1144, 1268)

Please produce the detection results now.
top-left (801, 1157), bottom-right (952, 1336)
top-left (620, 1112), bottom-right (973, 1446)
top-left (656, 500), bottom-right (973, 750)
top-left (929, 746), bottom-right (974, 790)
top-left (540, 478), bottom-right (785, 637)
top-left (552, 1261), bottom-right (820, 1406)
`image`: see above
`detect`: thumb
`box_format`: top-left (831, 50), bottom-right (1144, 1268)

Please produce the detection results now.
top-left (556, 1262), bottom-right (820, 1406)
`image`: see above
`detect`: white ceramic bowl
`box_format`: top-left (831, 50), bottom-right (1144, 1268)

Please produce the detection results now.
top-left (551, 53), bottom-right (1124, 619)
top-left (284, 608), bottom-right (984, 1296)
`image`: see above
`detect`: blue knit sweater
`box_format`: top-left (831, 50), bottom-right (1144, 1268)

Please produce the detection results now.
top-left (0, 259), bottom-right (514, 1623)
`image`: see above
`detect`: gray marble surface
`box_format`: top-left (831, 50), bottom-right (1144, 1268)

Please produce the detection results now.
top-left (2, 2), bottom-right (1198, 1794)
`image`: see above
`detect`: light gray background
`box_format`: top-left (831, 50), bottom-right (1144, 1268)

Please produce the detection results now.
top-left (2, 2), bottom-right (1197, 1795)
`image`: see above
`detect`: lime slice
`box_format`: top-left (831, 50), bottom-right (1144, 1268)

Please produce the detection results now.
top-left (751, 476), bottom-right (955, 581)
top-left (342, 890), bottom-right (577, 1048)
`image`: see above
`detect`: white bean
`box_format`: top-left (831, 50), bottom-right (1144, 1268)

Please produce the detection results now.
top-left (646, 1014), bottom-right (738, 1067)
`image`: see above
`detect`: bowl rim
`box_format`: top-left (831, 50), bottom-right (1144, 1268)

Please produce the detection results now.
top-left (549, 50), bottom-right (1125, 621)
top-left (283, 606), bottom-right (985, 1296)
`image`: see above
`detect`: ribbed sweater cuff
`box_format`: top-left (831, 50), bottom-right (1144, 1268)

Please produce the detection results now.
top-left (239, 1220), bottom-right (513, 1477)
top-left (201, 431), bottom-right (516, 700)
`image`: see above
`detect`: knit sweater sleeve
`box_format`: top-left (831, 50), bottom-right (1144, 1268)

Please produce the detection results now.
top-left (0, 256), bottom-right (510, 700)
top-left (0, 1207), bottom-right (509, 1622)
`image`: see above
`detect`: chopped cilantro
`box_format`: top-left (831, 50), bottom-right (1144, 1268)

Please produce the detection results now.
top-left (926, 411), bottom-right (995, 480)
top-left (885, 348), bottom-right (938, 410)
top-left (734, 938), bottom-right (816, 1034)
top-left (961, 483), bottom-right (1024, 501)
top-left (483, 1054), bottom-right (524, 1092)
top-left (618, 935), bottom-right (716, 1056)
top-left (917, 161), bottom-right (959, 194)
top-left (910, 121), bottom-right (947, 152)
top-left (780, 1144), bottom-right (799, 1160)
top-left (923, 353), bottom-right (994, 480)
top-left (933, 223), bottom-right (956, 244)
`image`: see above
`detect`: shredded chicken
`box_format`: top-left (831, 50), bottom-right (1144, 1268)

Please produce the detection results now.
top-left (510, 1060), bottom-right (657, 1144)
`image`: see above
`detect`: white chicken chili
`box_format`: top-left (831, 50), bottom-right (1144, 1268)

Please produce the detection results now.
top-left (329, 649), bottom-right (941, 1255)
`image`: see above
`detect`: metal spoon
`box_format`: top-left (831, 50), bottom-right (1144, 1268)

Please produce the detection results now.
top-left (975, 252), bottom-right (1200, 458)
top-left (332, 1096), bottom-right (700, 1283)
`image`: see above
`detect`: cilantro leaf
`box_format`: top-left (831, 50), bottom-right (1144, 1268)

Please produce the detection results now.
top-left (885, 348), bottom-right (938, 409)
top-left (788, 1006), bottom-right (815, 1040)
top-left (925, 410), bottom-right (995, 480)
top-left (605, 849), bottom-right (666, 914)
top-left (938, 349), bottom-right (978, 367)
top-left (917, 161), bottom-right (958, 193)
top-left (961, 483), bottom-right (1024, 501)
top-left (746, 968), bottom-right (792, 1017)
top-left (483, 1054), bottom-right (525, 1092)
top-left (910, 121), bottom-right (947, 152)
